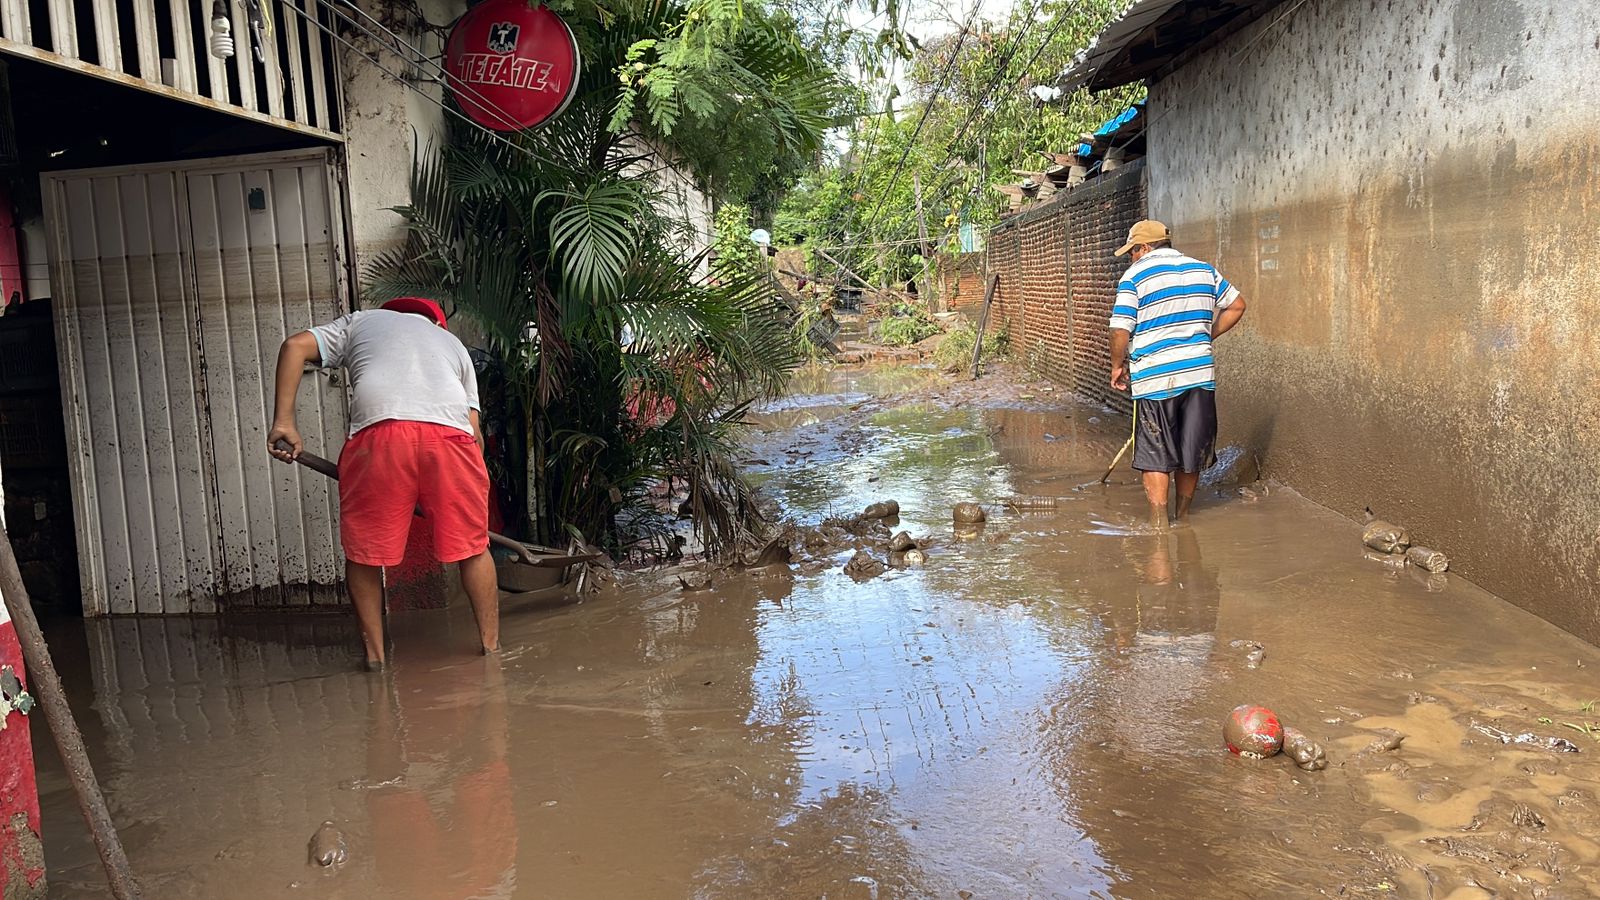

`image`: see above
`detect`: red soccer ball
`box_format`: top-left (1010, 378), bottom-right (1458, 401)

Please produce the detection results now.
top-left (1224, 704), bottom-right (1283, 758)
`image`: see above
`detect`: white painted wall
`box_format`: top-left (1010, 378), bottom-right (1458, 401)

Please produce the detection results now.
top-left (339, 0), bottom-right (460, 263)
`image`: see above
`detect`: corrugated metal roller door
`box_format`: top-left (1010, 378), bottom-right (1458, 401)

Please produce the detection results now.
top-left (45, 149), bottom-right (350, 615)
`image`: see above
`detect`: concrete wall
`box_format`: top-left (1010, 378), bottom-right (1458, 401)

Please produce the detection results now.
top-left (340, 0), bottom-right (459, 263)
top-left (1146, 0), bottom-right (1600, 641)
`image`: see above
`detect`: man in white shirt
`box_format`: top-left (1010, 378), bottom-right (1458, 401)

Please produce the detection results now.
top-left (268, 297), bottom-right (498, 668)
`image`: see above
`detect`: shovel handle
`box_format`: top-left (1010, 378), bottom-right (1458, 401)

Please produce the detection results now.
top-left (276, 441), bottom-right (341, 481)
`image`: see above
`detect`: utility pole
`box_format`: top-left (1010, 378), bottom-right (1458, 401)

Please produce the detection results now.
top-left (913, 169), bottom-right (933, 310)
top-left (914, 170), bottom-right (929, 259)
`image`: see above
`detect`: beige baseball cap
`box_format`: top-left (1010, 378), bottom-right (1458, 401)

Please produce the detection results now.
top-left (1114, 220), bottom-right (1170, 256)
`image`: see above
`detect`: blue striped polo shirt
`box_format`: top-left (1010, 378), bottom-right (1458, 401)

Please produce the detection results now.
top-left (1108, 248), bottom-right (1240, 400)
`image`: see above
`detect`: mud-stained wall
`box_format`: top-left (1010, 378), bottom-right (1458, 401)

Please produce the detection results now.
top-left (1146, 0), bottom-right (1600, 641)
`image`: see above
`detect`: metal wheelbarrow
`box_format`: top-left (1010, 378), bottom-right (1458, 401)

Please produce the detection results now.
top-left (275, 442), bottom-right (599, 594)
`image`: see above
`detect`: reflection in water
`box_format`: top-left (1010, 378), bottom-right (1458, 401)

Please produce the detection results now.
top-left (363, 657), bottom-right (517, 898)
top-left (33, 366), bottom-right (1600, 898)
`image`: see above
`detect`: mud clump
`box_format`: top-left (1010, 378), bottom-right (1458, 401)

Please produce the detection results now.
top-left (308, 821), bottom-right (348, 868)
top-left (862, 500), bottom-right (901, 519)
top-left (952, 502), bottom-right (987, 525)
top-left (844, 551), bottom-right (886, 581)
top-left (1406, 545), bottom-right (1449, 573)
top-left (1224, 705), bottom-right (1283, 759)
top-left (1282, 727), bottom-right (1327, 771)
top-left (1361, 519), bottom-right (1411, 554)
top-left (750, 536), bottom-right (794, 568)
top-left (889, 531), bottom-right (917, 553)
top-left (1229, 639), bottom-right (1265, 670)
top-left (1364, 729), bottom-right (1407, 754)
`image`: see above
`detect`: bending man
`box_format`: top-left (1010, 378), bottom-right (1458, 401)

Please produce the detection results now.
top-left (269, 297), bottom-right (498, 668)
top-left (1108, 220), bottom-right (1248, 521)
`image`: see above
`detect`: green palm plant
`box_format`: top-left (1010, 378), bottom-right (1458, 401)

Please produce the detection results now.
top-left (362, 1), bottom-right (828, 555)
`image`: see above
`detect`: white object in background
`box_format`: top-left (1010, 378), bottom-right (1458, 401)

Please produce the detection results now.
top-left (209, 8), bottom-right (234, 59)
top-left (749, 228), bottom-right (771, 246)
top-left (1029, 85), bottom-right (1062, 106)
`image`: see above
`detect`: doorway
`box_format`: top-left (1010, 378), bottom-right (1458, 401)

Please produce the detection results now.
top-left (43, 149), bottom-right (350, 615)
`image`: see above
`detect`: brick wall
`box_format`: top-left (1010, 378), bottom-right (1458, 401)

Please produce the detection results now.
top-left (936, 252), bottom-right (987, 314)
top-left (984, 161), bottom-right (1144, 412)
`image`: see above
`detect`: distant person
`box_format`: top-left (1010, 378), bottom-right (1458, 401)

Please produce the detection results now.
top-left (268, 298), bottom-right (498, 669)
top-left (1107, 220), bottom-right (1248, 520)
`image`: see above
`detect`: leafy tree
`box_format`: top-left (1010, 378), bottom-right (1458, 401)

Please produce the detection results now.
top-left (364, 0), bottom-right (837, 556)
top-left (780, 0), bottom-right (1141, 286)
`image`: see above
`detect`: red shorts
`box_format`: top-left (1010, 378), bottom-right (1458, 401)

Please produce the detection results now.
top-left (338, 420), bottom-right (490, 567)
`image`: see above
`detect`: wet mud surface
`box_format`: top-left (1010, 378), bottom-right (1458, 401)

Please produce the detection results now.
top-left (32, 362), bottom-right (1600, 898)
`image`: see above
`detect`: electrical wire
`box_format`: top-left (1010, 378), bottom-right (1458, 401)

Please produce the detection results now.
top-left (856, 0), bottom-right (986, 236)
top-left (310, 0), bottom-right (536, 138)
top-left (278, 0), bottom-right (553, 165)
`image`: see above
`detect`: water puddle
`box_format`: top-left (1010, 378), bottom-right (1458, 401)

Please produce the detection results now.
top-left (32, 364), bottom-right (1600, 898)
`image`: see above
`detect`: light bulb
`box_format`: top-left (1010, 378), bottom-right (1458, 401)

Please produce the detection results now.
top-left (210, 14), bottom-right (234, 59)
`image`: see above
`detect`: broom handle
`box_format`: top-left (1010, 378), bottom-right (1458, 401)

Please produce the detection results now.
top-left (0, 528), bottom-right (141, 898)
top-left (1099, 404), bottom-right (1138, 485)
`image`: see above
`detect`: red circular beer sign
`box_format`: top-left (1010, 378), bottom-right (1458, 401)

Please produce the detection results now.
top-left (445, 0), bottom-right (580, 131)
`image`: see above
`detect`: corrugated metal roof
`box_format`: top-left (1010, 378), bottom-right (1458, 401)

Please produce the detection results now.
top-left (1058, 0), bottom-right (1286, 93)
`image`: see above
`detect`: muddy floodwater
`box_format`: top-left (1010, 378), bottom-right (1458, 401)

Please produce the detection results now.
top-left (34, 364), bottom-right (1600, 898)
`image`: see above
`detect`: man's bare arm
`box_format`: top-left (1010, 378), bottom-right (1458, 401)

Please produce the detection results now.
top-left (469, 408), bottom-right (483, 447)
top-left (1213, 296), bottom-right (1248, 338)
top-left (268, 331), bottom-right (321, 460)
top-left (1109, 328), bottom-right (1132, 391)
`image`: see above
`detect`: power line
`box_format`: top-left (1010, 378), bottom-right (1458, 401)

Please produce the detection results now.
top-left (279, 0), bottom-right (553, 166)
top-left (856, 0), bottom-right (986, 237)
top-left (849, 0), bottom-right (1040, 250)
top-left (313, 0), bottom-right (537, 139)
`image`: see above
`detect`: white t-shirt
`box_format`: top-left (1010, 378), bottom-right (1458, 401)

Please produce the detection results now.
top-left (309, 309), bottom-right (479, 437)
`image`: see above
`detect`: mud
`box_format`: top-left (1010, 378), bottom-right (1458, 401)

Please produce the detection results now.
top-left (30, 361), bottom-right (1600, 898)
top-left (307, 822), bottom-right (347, 868)
top-left (1407, 545), bottom-right (1451, 573)
top-left (950, 502), bottom-right (987, 525)
top-left (1362, 519), bottom-right (1411, 554)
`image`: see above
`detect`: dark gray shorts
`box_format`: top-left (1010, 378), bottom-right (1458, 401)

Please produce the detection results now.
top-left (1133, 388), bottom-right (1217, 474)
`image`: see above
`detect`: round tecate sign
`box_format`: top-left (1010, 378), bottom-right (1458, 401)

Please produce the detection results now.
top-left (445, 0), bottom-right (580, 132)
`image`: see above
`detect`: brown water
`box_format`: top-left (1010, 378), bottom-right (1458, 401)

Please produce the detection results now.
top-left (34, 364), bottom-right (1600, 898)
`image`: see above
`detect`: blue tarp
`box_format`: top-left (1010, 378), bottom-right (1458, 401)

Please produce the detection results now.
top-left (1076, 101), bottom-right (1145, 157)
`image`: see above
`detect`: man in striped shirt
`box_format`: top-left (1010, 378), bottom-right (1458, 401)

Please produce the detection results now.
top-left (1107, 220), bottom-right (1248, 520)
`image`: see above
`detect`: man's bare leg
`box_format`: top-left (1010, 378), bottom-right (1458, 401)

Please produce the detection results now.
top-left (347, 560), bottom-right (386, 667)
top-left (1142, 470), bottom-right (1171, 516)
top-left (458, 550), bottom-right (500, 653)
top-left (1174, 471), bottom-right (1201, 519)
